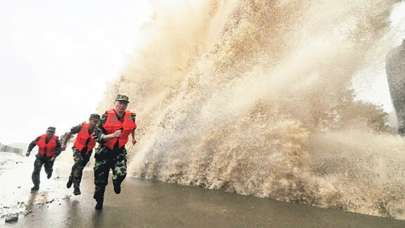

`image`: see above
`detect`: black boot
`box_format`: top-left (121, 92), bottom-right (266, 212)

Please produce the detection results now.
top-left (66, 177), bottom-right (73, 188)
top-left (73, 186), bottom-right (81, 195)
top-left (94, 185), bottom-right (105, 210)
top-left (113, 181), bottom-right (121, 194)
top-left (31, 185), bottom-right (39, 192)
top-left (95, 199), bottom-right (103, 210)
top-left (47, 171), bottom-right (52, 179)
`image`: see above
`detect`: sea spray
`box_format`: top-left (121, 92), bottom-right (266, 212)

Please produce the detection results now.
top-left (99, 0), bottom-right (405, 218)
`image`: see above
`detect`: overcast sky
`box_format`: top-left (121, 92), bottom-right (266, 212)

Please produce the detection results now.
top-left (0, 0), bottom-right (152, 143)
top-left (0, 1), bottom-right (404, 144)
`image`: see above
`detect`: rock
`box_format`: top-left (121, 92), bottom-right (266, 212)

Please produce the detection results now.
top-left (5, 213), bottom-right (18, 223)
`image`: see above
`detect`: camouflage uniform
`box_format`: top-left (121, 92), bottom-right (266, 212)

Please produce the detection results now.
top-left (66, 124), bottom-right (95, 189)
top-left (69, 150), bottom-right (91, 188)
top-left (27, 135), bottom-right (62, 188)
top-left (93, 111), bottom-right (136, 203)
top-left (32, 156), bottom-right (55, 187)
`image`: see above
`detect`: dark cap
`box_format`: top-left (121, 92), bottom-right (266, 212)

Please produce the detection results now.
top-left (115, 94), bottom-right (130, 103)
top-left (47, 127), bottom-right (56, 133)
top-left (89, 113), bottom-right (101, 120)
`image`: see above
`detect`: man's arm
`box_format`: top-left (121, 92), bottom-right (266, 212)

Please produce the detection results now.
top-left (26, 137), bottom-right (39, 156)
top-left (94, 113), bottom-right (107, 143)
top-left (93, 127), bottom-right (122, 142)
top-left (93, 112), bottom-right (123, 143)
top-left (62, 124), bottom-right (82, 150)
top-left (131, 129), bottom-right (137, 145)
top-left (54, 138), bottom-right (62, 158)
top-left (130, 113), bottom-right (137, 145)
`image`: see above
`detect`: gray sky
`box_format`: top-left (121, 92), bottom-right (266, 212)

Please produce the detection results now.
top-left (0, 0), bottom-right (152, 143)
top-left (0, 1), bottom-right (404, 144)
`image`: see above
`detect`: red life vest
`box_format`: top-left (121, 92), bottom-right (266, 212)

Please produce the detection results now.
top-left (73, 122), bottom-right (96, 153)
top-left (103, 109), bottom-right (136, 150)
top-left (36, 134), bottom-right (58, 157)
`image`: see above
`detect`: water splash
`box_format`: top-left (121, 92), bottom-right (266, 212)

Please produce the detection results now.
top-left (99, 0), bottom-right (405, 218)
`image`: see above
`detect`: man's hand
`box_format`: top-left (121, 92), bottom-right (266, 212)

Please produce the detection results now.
top-left (61, 145), bottom-right (67, 151)
top-left (113, 130), bottom-right (122, 138)
top-left (101, 129), bottom-right (122, 140)
top-left (25, 151), bottom-right (30, 157)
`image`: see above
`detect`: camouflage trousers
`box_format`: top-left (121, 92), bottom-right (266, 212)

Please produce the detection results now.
top-left (32, 156), bottom-right (54, 187)
top-left (93, 146), bottom-right (127, 201)
top-left (68, 150), bottom-right (91, 188)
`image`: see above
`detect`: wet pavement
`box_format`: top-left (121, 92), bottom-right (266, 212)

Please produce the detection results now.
top-left (1, 151), bottom-right (405, 228)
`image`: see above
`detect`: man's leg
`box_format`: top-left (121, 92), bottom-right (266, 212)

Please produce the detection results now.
top-left (44, 158), bottom-right (54, 179)
top-left (31, 157), bottom-right (44, 192)
top-left (72, 153), bottom-right (89, 195)
top-left (76, 155), bottom-right (90, 186)
top-left (93, 148), bottom-right (111, 210)
top-left (67, 152), bottom-right (80, 188)
top-left (112, 150), bottom-right (127, 194)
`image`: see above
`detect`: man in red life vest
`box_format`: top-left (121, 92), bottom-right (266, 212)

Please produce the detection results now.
top-left (26, 127), bottom-right (62, 192)
top-left (62, 114), bottom-right (100, 195)
top-left (93, 94), bottom-right (137, 210)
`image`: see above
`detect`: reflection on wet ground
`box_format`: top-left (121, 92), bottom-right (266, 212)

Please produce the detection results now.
top-left (2, 177), bottom-right (405, 228)
top-left (1, 151), bottom-right (405, 227)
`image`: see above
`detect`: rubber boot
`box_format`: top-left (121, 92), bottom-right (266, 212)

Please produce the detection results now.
top-left (73, 186), bottom-right (81, 195)
top-left (31, 185), bottom-right (39, 193)
top-left (66, 176), bottom-right (73, 188)
top-left (113, 181), bottom-right (121, 194)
